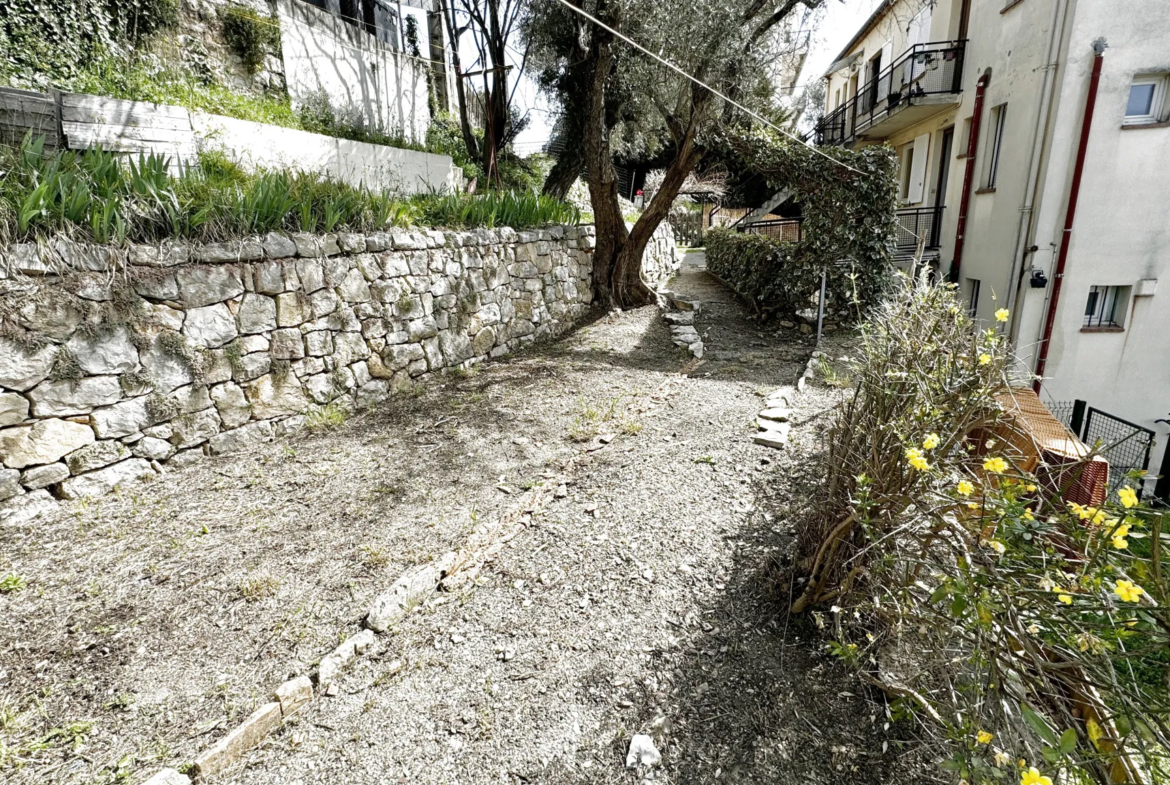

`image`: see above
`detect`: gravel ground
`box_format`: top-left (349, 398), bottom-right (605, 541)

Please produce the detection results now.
top-left (1, 250), bottom-right (931, 784)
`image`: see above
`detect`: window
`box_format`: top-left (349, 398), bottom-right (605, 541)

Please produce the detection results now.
top-left (898, 143), bottom-right (915, 202)
top-left (967, 278), bottom-right (981, 315)
top-left (1125, 75), bottom-right (1167, 125)
top-left (1083, 285), bottom-right (1130, 329)
top-left (983, 104), bottom-right (1007, 188)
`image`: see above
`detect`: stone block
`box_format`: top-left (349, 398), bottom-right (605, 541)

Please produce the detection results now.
top-left (253, 261), bottom-right (285, 294)
top-left (295, 258), bottom-right (325, 292)
top-left (183, 304), bottom-right (238, 348)
top-left (167, 409), bottom-right (220, 448)
top-left (1, 419), bottom-right (96, 469)
top-left (236, 293), bottom-right (277, 334)
top-left (366, 564), bottom-right (441, 632)
top-left (139, 344), bottom-right (194, 394)
top-left (128, 242), bottom-right (189, 267)
top-left (0, 489), bottom-right (55, 525)
top-left (20, 462), bottom-right (69, 490)
top-left (338, 268), bottom-right (371, 302)
top-left (0, 392), bottom-right (30, 426)
top-left (208, 420), bottom-right (274, 456)
top-left (92, 398), bottom-right (152, 439)
top-left (66, 440), bottom-right (131, 474)
top-left (246, 375), bottom-right (309, 419)
top-left (270, 329), bottom-right (306, 360)
top-left (58, 458), bottom-right (155, 500)
top-left (273, 676), bottom-right (313, 717)
top-left (28, 376), bottom-right (122, 417)
top-left (191, 701), bottom-right (282, 779)
top-left (309, 288), bottom-right (340, 318)
top-left (338, 233), bottom-right (365, 254)
top-left (66, 327), bottom-right (139, 375)
top-left (276, 292), bottom-right (312, 327)
top-left (131, 437), bottom-right (174, 461)
top-left (176, 265), bottom-right (244, 307)
top-left (0, 468), bottom-right (20, 501)
top-left (262, 232), bottom-right (297, 260)
top-left (133, 270), bottom-right (180, 300)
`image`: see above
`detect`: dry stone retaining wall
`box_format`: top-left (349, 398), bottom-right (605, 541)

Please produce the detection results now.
top-left (0, 224), bottom-right (633, 519)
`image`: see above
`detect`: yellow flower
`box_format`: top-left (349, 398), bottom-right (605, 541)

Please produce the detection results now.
top-left (1086, 718), bottom-right (1103, 743)
top-left (1057, 593), bottom-right (1073, 605)
top-left (1023, 508), bottom-right (1035, 521)
top-left (1026, 483), bottom-right (1038, 492)
top-left (987, 540), bottom-right (1006, 555)
top-left (979, 353), bottom-right (992, 365)
top-left (967, 502), bottom-right (980, 510)
top-left (923, 433), bottom-right (941, 450)
top-left (994, 749), bottom-right (1011, 767)
top-left (1114, 579), bottom-right (1144, 603)
top-left (905, 447), bottom-right (930, 472)
top-left (983, 456), bottom-right (1009, 473)
top-left (1112, 523), bottom-right (1130, 549)
top-left (957, 480), bottom-right (975, 497)
top-left (995, 308), bottom-right (1010, 322)
top-left (977, 729), bottom-right (994, 744)
top-left (1118, 486), bottom-right (1138, 509)
top-left (1027, 623), bottom-right (1040, 634)
top-left (1113, 536), bottom-right (1129, 550)
top-left (1021, 767), bottom-right (1054, 785)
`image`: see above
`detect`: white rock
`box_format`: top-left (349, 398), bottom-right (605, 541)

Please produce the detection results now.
top-left (0, 489), bottom-right (55, 524)
top-left (176, 265), bottom-right (243, 307)
top-left (27, 376), bottom-right (122, 416)
top-left (211, 382), bottom-right (251, 428)
top-left (168, 409), bottom-right (221, 448)
top-left (0, 419), bottom-right (96, 469)
top-left (0, 392), bottom-right (30, 426)
top-left (66, 326), bottom-right (139, 375)
top-left (131, 436), bottom-right (174, 461)
top-left (66, 440), bottom-right (131, 473)
top-left (92, 398), bottom-right (152, 439)
top-left (0, 339), bottom-right (58, 391)
top-left (626, 735), bottom-right (662, 769)
top-left (183, 304), bottom-right (238, 348)
top-left (208, 420), bottom-right (274, 456)
top-left (246, 375), bottom-right (309, 419)
top-left (20, 462), bottom-right (69, 490)
top-left (0, 468), bottom-right (21, 501)
top-left (58, 458), bottom-right (155, 500)
top-left (237, 293), bottom-right (278, 334)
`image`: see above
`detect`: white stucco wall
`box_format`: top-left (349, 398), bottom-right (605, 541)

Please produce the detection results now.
top-left (1013, 0), bottom-right (1170, 483)
top-left (192, 111), bottom-right (462, 194)
top-left (825, 0), bottom-right (1170, 486)
top-left (276, 0), bottom-right (431, 143)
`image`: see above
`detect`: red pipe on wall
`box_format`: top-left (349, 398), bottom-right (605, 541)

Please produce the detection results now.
top-left (949, 69), bottom-right (991, 282)
top-left (1033, 41), bottom-right (1106, 393)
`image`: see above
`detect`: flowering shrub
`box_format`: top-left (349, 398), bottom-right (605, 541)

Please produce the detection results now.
top-left (794, 274), bottom-right (1170, 784)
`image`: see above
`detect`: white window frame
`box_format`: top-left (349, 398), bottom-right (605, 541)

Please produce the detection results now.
top-left (1124, 75), bottom-right (1168, 125)
top-left (983, 104), bottom-right (1007, 188)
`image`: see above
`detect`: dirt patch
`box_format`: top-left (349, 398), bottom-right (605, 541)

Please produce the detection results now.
top-left (0, 253), bottom-right (930, 784)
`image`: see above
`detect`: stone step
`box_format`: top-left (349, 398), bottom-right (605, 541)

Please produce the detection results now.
top-left (757, 407), bottom-right (790, 422)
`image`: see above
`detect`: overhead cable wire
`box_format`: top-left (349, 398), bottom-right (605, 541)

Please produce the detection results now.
top-left (546, 0), bottom-right (862, 175)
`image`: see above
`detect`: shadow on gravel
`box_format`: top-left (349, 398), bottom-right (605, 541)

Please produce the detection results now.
top-left (609, 449), bottom-right (932, 784)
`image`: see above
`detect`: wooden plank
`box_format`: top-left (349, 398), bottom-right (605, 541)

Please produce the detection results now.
top-left (0, 87), bottom-right (61, 148)
top-left (61, 93), bottom-right (191, 131)
top-left (62, 122), bottom-right (197, 146)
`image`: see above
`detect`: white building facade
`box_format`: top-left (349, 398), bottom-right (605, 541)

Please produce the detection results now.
top-left (817, 0), bottom-right (1170, 497)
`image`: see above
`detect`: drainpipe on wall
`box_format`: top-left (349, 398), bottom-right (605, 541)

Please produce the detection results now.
top-left (1006, 0), bottom-right (1070, 344)
top-left (1033, 38), bottom-right (1107, 394)
top-left (949, 68), bottom-right (991, 283)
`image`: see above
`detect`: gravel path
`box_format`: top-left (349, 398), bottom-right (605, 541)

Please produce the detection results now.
top-left (1, 250), bottom-right (927, 784)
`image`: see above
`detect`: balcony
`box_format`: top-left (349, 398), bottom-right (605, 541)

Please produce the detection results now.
top-left (816, 40), bottom-right (966, 147)
top-left (894, 206), bottom-right (944, 257)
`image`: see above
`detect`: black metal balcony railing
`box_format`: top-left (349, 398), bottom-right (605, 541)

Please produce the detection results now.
top-left (816, 40), bottom-right (966, 147)
top-left (895, 206), bottom-right (943, 252)
top-left (737, 217), bottom-right (803, 242)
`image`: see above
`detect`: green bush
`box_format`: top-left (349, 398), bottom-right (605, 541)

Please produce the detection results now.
top-left (705, 227), bottom-right (887, 320)
top-left (0, 135), bottom-right (580, 245)
top-left (793, 275), bottom-right (1170, 784)
top-left (221, 5), bottom-right (282, 75)
top-left (425, 114), bottom-right (484, 183)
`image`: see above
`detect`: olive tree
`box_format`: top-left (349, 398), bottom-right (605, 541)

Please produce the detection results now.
top-left (525, 0), bottom-right (822, 307)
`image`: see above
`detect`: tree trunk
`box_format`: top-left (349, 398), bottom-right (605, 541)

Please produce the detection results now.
top-left (542, 145), bottom-right (583, 199)
top-left (444, 0), bottom-right (480, 168)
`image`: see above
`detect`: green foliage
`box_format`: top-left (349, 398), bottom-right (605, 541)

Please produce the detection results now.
top-left (705, 130), bottom-right (898, 321)
top-left (221, 5), bottom-right (280, 75)
top-left (306, 402), bottom-right (347, 431)
top-left (0, 135), bottom-right (580, 245)
top-left (425, 114), bottom-right (484, 183)
top-left (0, 0), bottom-right (178, 85)
top-left (0, 573), bottom-right (27, 593)
top-left (798, 276), bottom-right (1170, 784)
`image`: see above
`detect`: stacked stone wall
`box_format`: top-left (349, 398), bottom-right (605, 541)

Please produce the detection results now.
top-left (0, 225), bottom-right (606, 517)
